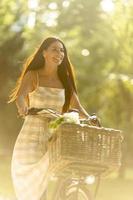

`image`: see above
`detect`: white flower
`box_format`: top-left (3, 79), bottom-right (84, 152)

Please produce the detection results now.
top-left (63, 111), bottom-right (80, 124)
top-left (48, 111), bottom-right (80, 136)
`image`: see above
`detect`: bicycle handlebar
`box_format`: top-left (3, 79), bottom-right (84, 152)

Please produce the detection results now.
top-left (27, 107), bottom-right (101, 127)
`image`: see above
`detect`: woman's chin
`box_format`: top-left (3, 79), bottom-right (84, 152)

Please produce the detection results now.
top-left (52, 61), bottom-right (62, 66)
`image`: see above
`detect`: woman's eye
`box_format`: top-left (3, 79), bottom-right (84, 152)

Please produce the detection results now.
top-left (52, 48), bottom-right (64, 53)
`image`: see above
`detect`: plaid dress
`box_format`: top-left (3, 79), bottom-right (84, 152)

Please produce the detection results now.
top-left (11, 86), bottom-right (65, 200)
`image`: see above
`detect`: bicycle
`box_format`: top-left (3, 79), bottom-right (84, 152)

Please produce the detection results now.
top-left (28, 107), bottom-right (123, 200)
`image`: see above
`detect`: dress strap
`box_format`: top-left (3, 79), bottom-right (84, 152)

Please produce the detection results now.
top-left (36, 71), bottom-right (39, 88)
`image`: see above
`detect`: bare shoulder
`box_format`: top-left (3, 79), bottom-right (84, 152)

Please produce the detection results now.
top-left (24, 70), bottom-right (36, 79)
top-left (24, 70), bottom-right (37, 84)
top-left (19, 70), bottom-right (37, 92)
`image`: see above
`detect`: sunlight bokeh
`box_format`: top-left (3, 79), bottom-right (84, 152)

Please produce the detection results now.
top-left (28, 0), bottom-right (38, 9)
top-left (81, 49), bottom-right (90, 57)
top-left (101, 0), bottom-right (115, 13)
top-left (48, 2), bottom-right (58, 10)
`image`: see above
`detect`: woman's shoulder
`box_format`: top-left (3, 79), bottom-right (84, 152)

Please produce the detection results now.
top-left (25, 70), bottom-right (36, 76)
top-left (25, 70), bottom-right (37, 81)
top-left (23, 70), bottom-right (38, 89)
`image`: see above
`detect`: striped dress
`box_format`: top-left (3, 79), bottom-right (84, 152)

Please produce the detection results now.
top-left (11, 84), bottom-right (65, 200)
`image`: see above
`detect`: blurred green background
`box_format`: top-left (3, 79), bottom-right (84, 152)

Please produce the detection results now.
top-left (0, 0), bottom-right (133, 199)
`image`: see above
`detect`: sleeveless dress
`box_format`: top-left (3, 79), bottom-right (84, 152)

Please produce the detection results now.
top-left (11, 76), bottom-right (65, 200)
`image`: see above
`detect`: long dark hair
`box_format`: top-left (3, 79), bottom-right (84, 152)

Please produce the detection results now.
top-left (9, 37), bottom-right (77, 113)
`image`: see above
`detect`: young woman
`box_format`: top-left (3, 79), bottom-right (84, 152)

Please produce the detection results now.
top-left (9, 36), bottom-right (90, 200)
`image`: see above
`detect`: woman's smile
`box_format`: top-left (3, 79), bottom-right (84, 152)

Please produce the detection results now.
top-left (52, 57), bottom-right (63, 63)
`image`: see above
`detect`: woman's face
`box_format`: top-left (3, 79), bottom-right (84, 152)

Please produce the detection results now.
top-left (43, 41), bottom-right (65, 66)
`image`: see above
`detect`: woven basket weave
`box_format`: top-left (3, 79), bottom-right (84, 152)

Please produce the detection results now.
top-left (48, 123), bottom-right (123, 177)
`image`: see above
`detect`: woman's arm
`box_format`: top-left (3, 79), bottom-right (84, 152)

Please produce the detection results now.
top-left (70, 92), bottom-right (101, 126)
top-left (16, 71), bottom-right (35, 117)
top-left (70, 91), bottom-right (90, 119)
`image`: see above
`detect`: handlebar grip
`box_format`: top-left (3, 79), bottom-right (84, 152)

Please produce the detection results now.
top-left (89, 115), bottom-right (101, 127)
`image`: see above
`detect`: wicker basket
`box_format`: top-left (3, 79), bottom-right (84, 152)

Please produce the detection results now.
top-left (48, 123), bottom-right (123, 177)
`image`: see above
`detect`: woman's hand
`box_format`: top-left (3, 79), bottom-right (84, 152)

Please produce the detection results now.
top-left (89, 114), bottom-right (101, 127)
top-left (17, 106), bottom-right (28, 117)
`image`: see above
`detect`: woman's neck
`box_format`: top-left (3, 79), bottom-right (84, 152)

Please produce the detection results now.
top-left (39, 65), bottom-right (58, 79)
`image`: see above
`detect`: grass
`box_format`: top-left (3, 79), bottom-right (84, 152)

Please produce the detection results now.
top-left (0, 156), bottom-right (133, 200)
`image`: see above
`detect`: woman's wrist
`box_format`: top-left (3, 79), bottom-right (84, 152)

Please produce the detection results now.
top-left (16, 97), bottom-right (28, 117)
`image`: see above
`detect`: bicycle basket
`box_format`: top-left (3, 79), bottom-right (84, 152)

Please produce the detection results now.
top-left (48, 123), bottom-right (123, 177)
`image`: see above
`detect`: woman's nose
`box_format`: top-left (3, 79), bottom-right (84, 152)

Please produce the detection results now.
top-left (56, 49), bottom-right (61, 54)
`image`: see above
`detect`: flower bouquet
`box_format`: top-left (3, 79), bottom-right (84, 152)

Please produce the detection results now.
top-left (49, 110), bottom-right (80, 135)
